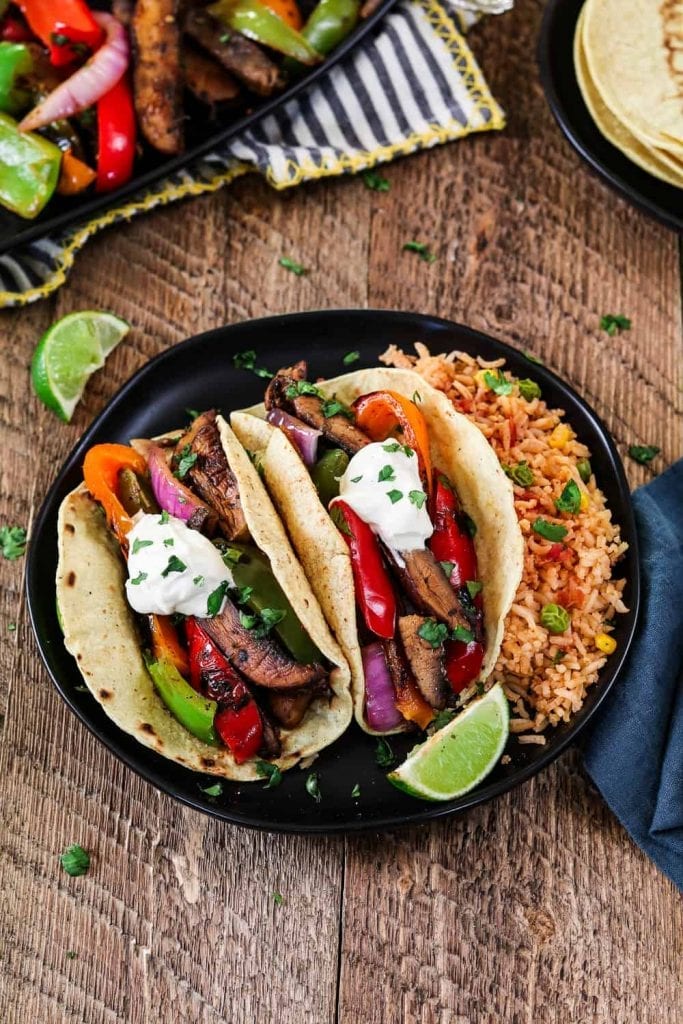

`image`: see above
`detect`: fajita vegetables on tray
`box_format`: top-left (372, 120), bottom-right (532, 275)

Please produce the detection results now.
top-left (0, 0), bottom-right (367, 219)
top-left (57, 410), bottom-right (352, 780)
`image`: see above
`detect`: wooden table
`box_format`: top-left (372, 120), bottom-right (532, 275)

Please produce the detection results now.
top-left (1, 2), bottom-right (681, 1020)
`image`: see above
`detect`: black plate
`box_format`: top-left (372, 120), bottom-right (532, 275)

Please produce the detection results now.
top-left (538, 0), bottom-right (682, 233)
top-left (26, 310), bottom-right (640, 833)
top-left (0, 0), bottom-right (396, 255)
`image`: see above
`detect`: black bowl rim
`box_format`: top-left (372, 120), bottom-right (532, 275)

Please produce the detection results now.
top-left (537, 0), bottom-right (682, 234)
top-left (0, 0), bottom-right (397, 255)
top-left (25, 309), bottom-right (641, 834)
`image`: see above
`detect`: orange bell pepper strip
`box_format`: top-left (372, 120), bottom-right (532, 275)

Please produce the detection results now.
top-left (395, 675), bottom-right (434, 730)
top-left (57, 148), bottom-right (96, 196)
top-left (352, 390), bottom-right (433, 493)
top-left (149, 613), bottom-right (190, 678)
top-left (261, 0), bottom-right (303, 29)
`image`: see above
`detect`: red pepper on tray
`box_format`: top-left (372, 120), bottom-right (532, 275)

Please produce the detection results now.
top-left (18, 0), bottom-right (103, 66)
top-left (332, 499), bottom-right (396, 641)
top-left (96, 75), bottom-right (135, 193)
top-left (185, 618), bottom-right (263, 763)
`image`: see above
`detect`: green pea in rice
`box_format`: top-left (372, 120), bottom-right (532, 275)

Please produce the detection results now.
top-left (381, 343), bottom-right (628, 742)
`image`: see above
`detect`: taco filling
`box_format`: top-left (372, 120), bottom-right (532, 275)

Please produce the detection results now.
top-left (59, 409), bottom-right (350, 775)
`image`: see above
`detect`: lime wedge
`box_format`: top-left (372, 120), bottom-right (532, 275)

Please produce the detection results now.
top-left (388, 684), bottom-right (509, 801)
top-left (31, 311), bottom-right (130, 422)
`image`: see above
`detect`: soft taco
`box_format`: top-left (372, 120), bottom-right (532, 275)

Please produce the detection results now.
top-left (231, 365), bottom-right (524, 735)
top-left (56, 410), bottom-right (352, 781)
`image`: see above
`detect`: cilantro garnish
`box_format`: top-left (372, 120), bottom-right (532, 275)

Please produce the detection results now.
top-left (430, 709), bottom-right (456, 732)
top-left (235, 585), bottom-right (254, 605)
top-left (321, 396), bottom-right (354, 420)
top-left (330, 504), bottom-right (352, 537)
top-left (66, 951), bottom-right (78, 960)
top-left (440, 560), bottom-right (455, 579)
top-left (239, 606), bottom-right (286, 638)
top-left (60, 844), bottom-right (90, 877)
top-left (362, 170), bottom-right (390, 192)
top-left (460, 512), bottom-right (477, 537)
top-left (174, 445), bottom-right (197, 480)
top-left (8, 623), bottom-right (15, 632)
top-left (628, 444), bottom-right (660, 465)
top-left (207, 580), bottom-right (230, 616)
top-left (200, 782), bottom-right (223, 797)
top-left (375, 738), bottom-right (395, 767)
top-left (555, 480), bottom-right (581, 514)
top-left (233, 350), bottom-right (274, 379)
top-left (351, 783), bottom-right (360, 798)
top-left (132, 538), bottom-right (153, 556)
top-left (193, 575), bottom-right (204, 587)
top-left (386, 489), bottom-right (403, 504)
top-left (305, 771), bottom-right (321, 802)
top-left (524, 350), bottom-right (543, 365)
top-left (417, 618), bottom-right (449, 648)
top-left (483, 370), bottom-right (513, 396)
top-left (403, 240), bottom-right (436, 263)
top-left (378, 464), bottom-right (396, 482)
top-left (600, 313), bottom-right (631, 336)
top-left (466, 580), bottom-right (482, 599)
top-left (159, 510), bottom-right (170, 525)
top-left (0, 525), bottom-right (26, 561)
top-left (408, 490), bottom-right (426, 509)
top-left (532, 518), bottom-right (568, 542)
top-left (517, 378), bottom-right (541, 401)
top-left (504, 461), bottom-right (534, 487)
top-left (130, 571), bottom-right (148, 586)
top-left (272, 892), bottom-right (284, 906)
top-left (350, 475), bottom-right (363, 483)
top-left (161, 556), bottom-right (186, 578)
top-left (452, 625), bottom-right (474, 643)
top-left (163, 538), bottom-right (174, 547)
top-left (256, 761), bottom-right (282, 788)
top-left (343, 350), bottom-right (360, 365)
top-left (279, 256), bottom-right (307, 276)
top-left (285, 380), bottom-right (321, 399)
top-left (382, 441), bottom-right (414, 457)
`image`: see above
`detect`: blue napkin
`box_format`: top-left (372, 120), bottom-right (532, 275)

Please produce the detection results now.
top-left (583, 459), bottom-right (683, 891)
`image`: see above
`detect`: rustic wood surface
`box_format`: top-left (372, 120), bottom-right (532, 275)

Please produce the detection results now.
top-left (0, 1), bottom-right (681, 1021)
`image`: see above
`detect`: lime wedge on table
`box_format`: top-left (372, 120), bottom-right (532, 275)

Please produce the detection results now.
top-left (31, 311), bottom-right (130, 422)
top-left (388, 684), bottom-right (509, 801)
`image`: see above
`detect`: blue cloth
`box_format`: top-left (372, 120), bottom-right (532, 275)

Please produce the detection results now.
top-left (583, 459), bottom-right (683, 891)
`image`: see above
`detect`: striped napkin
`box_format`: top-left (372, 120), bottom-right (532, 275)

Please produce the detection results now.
top-left (0, 0), bottom-right (504, 307)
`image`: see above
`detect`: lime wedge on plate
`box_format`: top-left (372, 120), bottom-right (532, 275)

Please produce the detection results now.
top-left (388, 684), bottom-right (509, 801)
top-left (31, 311), bottom-right (130, 422)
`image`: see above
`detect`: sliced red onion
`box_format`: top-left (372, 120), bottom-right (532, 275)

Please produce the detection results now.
top-left (146, 445), bottom-right (217, 534)
top-left (20, 12), bottom-right (129, 132)
top-left (267, 408), bottom-right (321, 467)
top-left (362, 642), bottom-right (403, 732)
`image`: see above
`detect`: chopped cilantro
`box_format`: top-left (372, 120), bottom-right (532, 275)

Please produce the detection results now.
top-left (343, 350), bottom-right (360, 365)
top-left (452, 625), bottom-right (474, 643)
top-left (186, 408), bottom-right (200, 421)
top-left (555, 480), bottom-right (581, 514)
top-left (403, 240), bottom-right (436, 263)
top-left (532, 518), bottom-right (568, 542)
top-left (256, 761), bottom-right (282, 788)
top-left (207, 581), bottom-right (230, 616)
top-left (382, 441), bottom-right (414, 458)
top-left (417, 618), bottom-right (449, 648)
top-left (130, 572), bottom-right (148, 586)
top-left (279, 256), bottom-right (307, 276)
top-left (351, 783), bottom-right (360, 798)
top-left (321, 396), bottom-right (354, 420)
top-left (174, 445), bottom-right (197, 480)
top-left (440, 560), bottom-right (455, 579)
top-left (66, 951), bottom-right (78, 960)
top-left (518, 378), bottom-right (541, 401)
top-left (476, 682), bottom-right (485, 695)
top-left (378, 464), bottom-right (396, 482)
top-left (504, 461), bottom-right (534, 487)
top-left (161, 556), bottom-right (186, 578)
top-left (386, 489), bottom-right (403, 504)
top-left (233, 350), bottom-right (274, 379)
top-left (132, 538), bottom-right (153, 555)
top-left (235, 585), bottom-right (254, 605)
top-left (0, 525), bottom-right (26, 561)
top-left (628, 444), bottom-right (660, 465)
top-left (272, 892), bottom-right (284, 906)
top-left (375, 737), bottom-right (395, 767)
top-left (60, 844), bottom-right (90, 877)
top-left (330, 504), bottom-right (352, 537)
top-left (350, 475), bottom-right (363, 483)
top-left (285, 380), bottom-right (321, 399)
top-left (430, 709), bottom-right (456, 732)
top-left (408, 490), bottom-right (426, 509)
top-left (163, 538), bottom-right (174, 547)
top-left (222, 545), bottom-right (243, 565)
top-left (193, 575), bottom-right (204, 587)
top-left (200, 782), bottom-right (222, 797)
top-left (7, 623), bottom-right (15, 632)
top-left (483, 369), bottom-right (513, 396)
top-left (239, 607), bottom-right (286, 638)
top-left (362, 170), bottom-right (390, 192)
top-left (466, 580), bottom-right (482, 599)
top-left (524, 350), bottom-right (543, 365)
top-left (305, 771), bottom-right (321, 802)
top-left (159, 510), bottom-right (170, 525)
top-left (600, 313), bottom-right (631, 336)
top-left (552, 650), bottom-right (566, 664)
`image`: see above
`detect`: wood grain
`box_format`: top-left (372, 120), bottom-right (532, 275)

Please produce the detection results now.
top-left (0, 0), bottom-right (681, 1021)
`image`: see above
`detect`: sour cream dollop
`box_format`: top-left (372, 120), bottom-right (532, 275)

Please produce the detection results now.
top-left (333, 442), bottom-right (433, 552)
top-left (125, 513), bottom-right (233, 618)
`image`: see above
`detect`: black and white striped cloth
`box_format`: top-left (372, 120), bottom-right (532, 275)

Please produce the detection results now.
top-left (0, 0), bottom-right (503, 306)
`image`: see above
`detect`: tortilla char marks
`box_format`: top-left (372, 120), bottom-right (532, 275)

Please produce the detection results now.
top-left (66, 572), bottom-right (76, 587)
top-left (64, 523), bottom-right (75, 535)
top-left (99, 689), bottom-right (112, 700)
top-left (200, 756), bottom-right (216, 769)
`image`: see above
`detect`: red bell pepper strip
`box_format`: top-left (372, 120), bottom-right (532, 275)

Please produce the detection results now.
top-left (0, 16), bottom-right (33, 43)
top-left (352, 389), bottom-right (433, 494)
top-left (96, 74), bottom-right (135, 193)
top-left (185, 618), bottom-right (263, 763)
top-left (18, 0), bottom-right (103, 67)
top-left (332, 500), bottom-right (396, 640)
top-left (444, 639), bottom-right (484, 694)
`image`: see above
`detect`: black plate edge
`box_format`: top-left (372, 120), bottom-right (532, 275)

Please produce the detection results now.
top-left (537, 0), bottom-right (682, 234)
top-left (25, 310), bottom-right (641, 834)
top-left (0, 0), bottom-right (397, 255)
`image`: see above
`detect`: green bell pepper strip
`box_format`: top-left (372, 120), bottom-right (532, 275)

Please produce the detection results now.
top-left (0, 112), bottom-right (61, 218)
top-left (310, 447), bottom-right (349, 508)
top-left (208, 0), bottom-right (323, 65)
top-left (146, 657), bottom-right (220, 746)
top-left (283, 0), bottom-right (359, 76)
top-left (223, 541), bottom-right (323, 665)
top-left (0, 42), bottom-right (32, 115)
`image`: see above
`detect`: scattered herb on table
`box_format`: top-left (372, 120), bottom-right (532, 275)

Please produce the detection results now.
top-left (600, 314), bottom-right (631, 336)
top-left (351, 783), bottom-right (360, 798)
top-left (256, 761), bottom-right (282, 788)
top-left (272, 892), bottom-right (284, 906)
top-left (524, 350), bottom-right (543, 365)
top-left (305, 771), bottom-right (321, 802)
top-left (362, 170), bottom-right (390, 192)
top-left (233, 350), bottom-right (274, 379)
top-left (532, 518), bottom-right (568, 542)
top-left (628, 444), bottom-right (660, 465)
top-left (343, 350), bottom-right (360, 365)
top-left (279, 256), bottom-right (307, 276)
top-left (66, 950), bottom-right (78, 960)
top-left (60, 844), bottom-right (90, 877)
top-left (403, 241), bottom-right (436, 263)
top-left (199, 782), bottom-right (223, 797)
top-left (375, 737), bottom-right (395, 767)
top-left (0, 525), bottom-right (26, 561)
top-left (7, 623), bottom-right (15, 632)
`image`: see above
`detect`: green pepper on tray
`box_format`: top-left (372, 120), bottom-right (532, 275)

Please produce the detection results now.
top-left (311, 448), bottom-right (349, 508)
top-left (0, 112), bottom-right (62, 218)
top-left (284, 0), bottom-right (359, 76)
top-left (223, 541), bottom-right (323, 665)
top-left (146, 657), bottom-right (220, 746)
top-left (208, 0), bottom-right (323, 65)
top-left (0, 42), bottom-right (33, 116)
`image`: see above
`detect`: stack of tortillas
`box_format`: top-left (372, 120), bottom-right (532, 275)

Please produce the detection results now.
top-left (574, 0), bottom-right (683, 188)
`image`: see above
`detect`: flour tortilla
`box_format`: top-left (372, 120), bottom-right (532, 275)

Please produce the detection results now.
top-left (56, 418), bottom-right (352, 781)
top-left (581, 0), bottom-right (683, 160)
top-left (232, 368), bottom-right (524, 735)
top-left (574, 7), bottom-right (683, 188)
